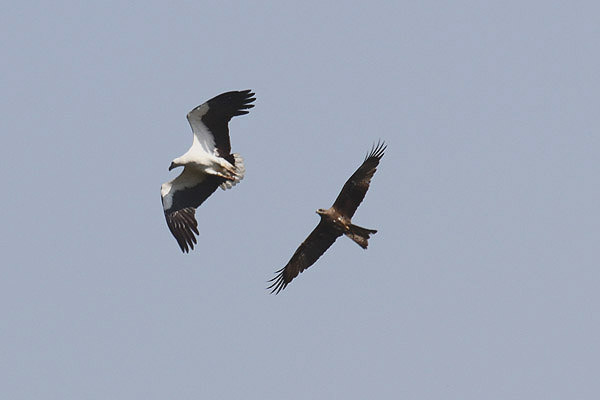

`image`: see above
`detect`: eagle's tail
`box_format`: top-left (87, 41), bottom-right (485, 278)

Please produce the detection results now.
top-left (346, 224), bottom-right (377, 249)
top-left (220, 153), bottom-right (245, 190)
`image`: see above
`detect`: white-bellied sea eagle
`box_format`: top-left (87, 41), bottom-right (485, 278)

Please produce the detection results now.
top-left (161, 90), bottom-right (255, 252)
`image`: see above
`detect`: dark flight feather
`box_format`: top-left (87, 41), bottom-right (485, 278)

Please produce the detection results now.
top-left (187, 90), bottom-right (255, 157)
top-left (268, 220), bottom-right (342, 294)
top-left (332, 140), bottom-right (386, 218)
top-left (162, 173), bottom-right (224, 252)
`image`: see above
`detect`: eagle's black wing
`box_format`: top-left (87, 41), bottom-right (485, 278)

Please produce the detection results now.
top-left (186, 90), bottom-right (256, 157)
top-left (161, 168), bottom-right (225, 253)
top-left (331, 141), bottom-right (386, 219)
top-left (268, 220), bottom-right (342, 294)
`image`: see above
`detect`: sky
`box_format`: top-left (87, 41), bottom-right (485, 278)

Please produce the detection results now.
top-left (1, 1), bottom-right (599, 399)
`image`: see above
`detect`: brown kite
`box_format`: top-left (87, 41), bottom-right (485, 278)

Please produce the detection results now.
top-left (268, 141), bottom-right (386, 293)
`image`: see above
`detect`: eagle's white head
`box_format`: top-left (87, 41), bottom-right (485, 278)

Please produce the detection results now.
top-left (169, 157), bottom-right (184, 171)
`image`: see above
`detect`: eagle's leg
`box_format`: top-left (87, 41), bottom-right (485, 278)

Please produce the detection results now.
top-left (218, 159), bottom-right (239, 180)
top-left (203, 167), bottom-right (235, 180)
top-left (221, 160), bottom-right (238, 175)
top-left (215, 172), bottom-right (236, 180)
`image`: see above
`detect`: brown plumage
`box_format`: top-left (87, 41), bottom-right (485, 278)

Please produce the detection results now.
top-left (268, 141), bottom-right (386, 294)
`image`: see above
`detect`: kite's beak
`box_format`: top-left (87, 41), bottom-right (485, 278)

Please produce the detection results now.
top-left (168, 162), bottom-right (176, 171)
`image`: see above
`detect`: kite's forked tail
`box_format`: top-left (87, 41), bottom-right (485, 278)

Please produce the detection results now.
top-left (345, 224), bottom-right (377, 249)
top-left (220, 153), bottom-right (245, 190)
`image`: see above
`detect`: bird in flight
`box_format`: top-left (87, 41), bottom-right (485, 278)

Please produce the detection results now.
top-left (161, 90), bottom-right (256, 252)
top-left (268, 141), bottom-right (386, 293)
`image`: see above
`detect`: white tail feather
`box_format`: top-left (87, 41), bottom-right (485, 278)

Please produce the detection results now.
top-left (220, 153), bottom-right (245, 190)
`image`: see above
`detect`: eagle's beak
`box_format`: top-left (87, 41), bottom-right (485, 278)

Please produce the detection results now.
top-left (169, 162), bottom-right (176, 171)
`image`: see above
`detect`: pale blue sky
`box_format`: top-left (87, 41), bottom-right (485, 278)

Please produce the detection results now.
top-left (1, 1), bottom-right (599, 399)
